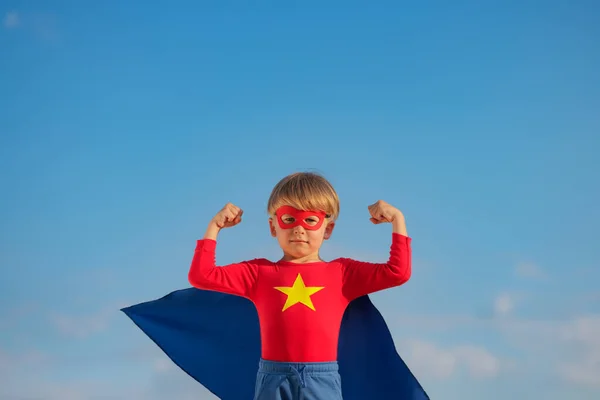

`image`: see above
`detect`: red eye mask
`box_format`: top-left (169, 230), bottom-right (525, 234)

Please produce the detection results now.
top-left (275, 206), bottom-right (327, 230)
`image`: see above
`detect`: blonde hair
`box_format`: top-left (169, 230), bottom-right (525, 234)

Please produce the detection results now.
top-left (267, 172), bottom-right (340, 220)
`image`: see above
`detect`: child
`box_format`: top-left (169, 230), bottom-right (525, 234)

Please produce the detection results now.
top-left (188, 172), bottom-right (412, 400)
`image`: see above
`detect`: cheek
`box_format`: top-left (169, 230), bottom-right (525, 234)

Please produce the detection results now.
top-left (278, 228), bottom-right (293, 239)
top-left (307, 229), bottom-right (326, 240)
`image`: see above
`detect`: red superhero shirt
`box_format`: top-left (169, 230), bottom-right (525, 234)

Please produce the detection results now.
top-left (188, 233), bottom-right (411, 363)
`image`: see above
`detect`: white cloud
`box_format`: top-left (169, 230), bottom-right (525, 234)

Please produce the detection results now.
top-left (515, 261), bottom-right (546, 279)
top-left (0, 348), bottom-right (49, 376)
top-left (556, 315), bottom-right (600, 387)
top-left (48, 307), bottom-right (115, 338)
top-left (142, 366), bottom-right (218, 400)
top-left (3, 10), bottom-right (19, 29)
top-left (395, 311), bottom-right (600, 392)
top-left (399, 339), bottom-right (501, 380)
top-left (2, 381), bottom-right (95, 400)
top-left (0, 345), bottom-right (217, 400)
top-left (559, 361), bottom-right (600, 388)
top-left (454, 345), bottom-right (502, 378)
top-left (400, 339), bottom-right (457, 379)
top-left (389, 287), bottom-right (599, 392)
top-left (153, 356), bottom-right (175, 373)
top-left (494, 293), bottom-right (515, 317)
top-left (2, 10), bottom-right (61, 43)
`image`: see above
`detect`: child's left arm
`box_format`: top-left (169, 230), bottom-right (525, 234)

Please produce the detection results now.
top-left (341, 200), bottom-right (412, 301)
top-left (367, 199), bottom-right (408, 236)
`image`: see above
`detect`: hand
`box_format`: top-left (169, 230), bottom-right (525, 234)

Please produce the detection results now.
top-left (211, 203), bottom-right (244, 229)
top-left (368, 200), bottom-right (403, 224)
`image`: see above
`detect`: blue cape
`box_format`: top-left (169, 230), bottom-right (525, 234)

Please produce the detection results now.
top-left (122, 288), bottom-right (429, 399)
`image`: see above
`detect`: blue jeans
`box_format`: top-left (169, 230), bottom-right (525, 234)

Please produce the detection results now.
top-left (253, 358), bottom-right (343, 400)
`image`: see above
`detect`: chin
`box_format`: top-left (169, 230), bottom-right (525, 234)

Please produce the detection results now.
top-left (286, 248), bottom-right (311, 257)
top-left (288, 248), bottom-right (306, 256)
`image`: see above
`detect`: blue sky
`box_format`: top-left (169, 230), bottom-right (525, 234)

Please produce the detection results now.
top-left (1, 1), bottom-right (599, 398)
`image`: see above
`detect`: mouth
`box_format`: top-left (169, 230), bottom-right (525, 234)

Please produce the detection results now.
top-left (289, 239), bottom-right (308, 243)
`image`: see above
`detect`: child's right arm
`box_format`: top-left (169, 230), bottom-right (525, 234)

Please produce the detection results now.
top-left (188, 203), bottom-right (258, 299)
top-left (340, 200), bottom-right (411, 300)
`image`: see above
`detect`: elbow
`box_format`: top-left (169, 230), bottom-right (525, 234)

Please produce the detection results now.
top-left (188, 270), bottom-right (209, 289)
top-left (400, 268), bottom-right (412, 284)
top-left (391, 266), bottom-right (411, 286)
top-left (188, 271), bottom-right (199, 288)
top-left (387, 252), bottom-right (412, 286)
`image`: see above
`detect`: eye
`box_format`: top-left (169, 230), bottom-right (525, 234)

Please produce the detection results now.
top-left (304, 217), bottom-right (320, 226)
top-left (280, 214), bottom-right (295, 224)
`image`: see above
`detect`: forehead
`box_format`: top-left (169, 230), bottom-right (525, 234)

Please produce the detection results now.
top-left (275, 205), bottom-right (325, 216)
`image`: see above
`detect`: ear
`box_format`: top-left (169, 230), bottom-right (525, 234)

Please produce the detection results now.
top-left (268, 217), bottom-right (277, 237)
top-left (323, 221), bottom-right (335, 240)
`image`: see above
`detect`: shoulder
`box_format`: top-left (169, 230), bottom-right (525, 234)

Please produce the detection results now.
top-left (239, 258), bottom-right (275, 267)
top-left (329, 257), bottom-right (355, 267)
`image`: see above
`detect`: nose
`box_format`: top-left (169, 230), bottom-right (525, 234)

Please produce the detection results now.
top-left (293, 225), bottom-right (306, 234)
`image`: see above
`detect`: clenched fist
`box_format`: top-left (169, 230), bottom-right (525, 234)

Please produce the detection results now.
top-left (368, 200), bottom-right (403, 224)
top-left (211, 202), bottom-right (244, 229)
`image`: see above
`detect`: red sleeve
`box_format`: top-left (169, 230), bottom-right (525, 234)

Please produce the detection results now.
top-left (340, 233), bottom-right (412, 301)
top-left (188, 239), bottom-right (258, 299)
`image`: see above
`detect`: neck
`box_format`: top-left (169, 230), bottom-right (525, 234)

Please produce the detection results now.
top-left (280, 252), bottom-right (323, 264)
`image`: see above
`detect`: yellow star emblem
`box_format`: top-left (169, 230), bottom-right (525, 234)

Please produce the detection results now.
top-left (274, 273), bottom-right (324, 312)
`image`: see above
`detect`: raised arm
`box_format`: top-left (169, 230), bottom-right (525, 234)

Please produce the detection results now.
top-left (187, 203), bottom-right (258, 299)
top-left (188, 239), bottom-right (258, 299)
top-left (341, 200), bottom-right (412, 300)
